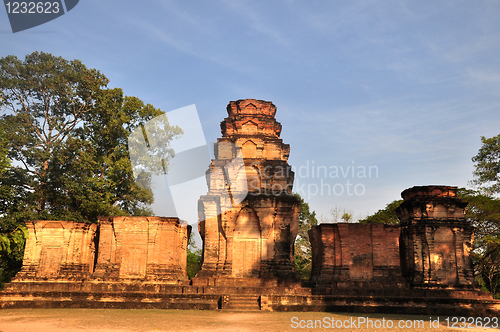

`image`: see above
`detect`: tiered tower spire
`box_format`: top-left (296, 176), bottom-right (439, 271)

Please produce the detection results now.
top-left (195, 99), bottom-right (300, 284)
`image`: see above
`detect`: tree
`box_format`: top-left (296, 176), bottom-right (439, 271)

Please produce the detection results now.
top-left (458, 189), bottom-right (500, 247)
top-left (0, 224), bottom-right (27, 288)
top-left (186, 232), bottom-right (202, 279)
top-left (458, 188), bottom-right (500, 297)
top-left (467, 133), bottom-right (500, 297)
top-left (293, 193), bottom-right (318, 280)
top-left (358, 199), bottom-right (403, 225)
top-left (0, 127), bottom-right (8, 173)
top-left (471, 134), bottom-right (500, 195)
top-left (474, 241), bottom-right (500, 298)
top-left (0, 127), bottom-right (28, 288)
top-left (0, 127), bottom-right (14, 216)
top-left (326, 205), bottom-right (356, 223)
top-left (0, 51), bottom-right (182, 223)
top-left (0, 52), bottom-right (182, 285)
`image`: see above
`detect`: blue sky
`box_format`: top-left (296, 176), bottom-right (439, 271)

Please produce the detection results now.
top-left (2, 0), bottom-right (500, 224)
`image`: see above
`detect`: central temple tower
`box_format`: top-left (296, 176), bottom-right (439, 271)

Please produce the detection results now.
top-left (194, 99), bottom-right (300, 285)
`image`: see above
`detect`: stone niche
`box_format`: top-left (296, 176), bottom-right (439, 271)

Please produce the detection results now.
top-left (14, 220), bottom-right (97, 281)
top-left (309, 223), bottom-right (405, 289)
top-left (93, 216), bottom-right (191, 283)
top-left (397, 186), bottom-right (476, 287)
top-left (194, 99), bottom-right (300, 286)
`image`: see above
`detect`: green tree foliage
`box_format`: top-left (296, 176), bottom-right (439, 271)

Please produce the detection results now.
top-left (475, 241), bottom-right (500, 298)
top-left (0, 127), bottom-right (15, 217)
top-left (358, 199), bottom-right (403, 225)
top-left (458, 188), bottom-right (500, 297)
top-left (0, 128), bottom-right (8, 173)
top-left (0, 225), bottom-right (27, 287)
top-left (471, 134), bottom-right (500, 195)
top-left (0, 52), bottom-right (182, 285)
top-left (0, 51), bottom-right (182, 222)
top-left (467, 133), bottom-right (500, 297)
top-left (293, 193), bottom-right (318, 280)
top-left (186, 232), bottom-right (202, 279)
top-left (0, 127), bottom-right (27, 287)
top-left (458, 189), bottom-right (500, 247)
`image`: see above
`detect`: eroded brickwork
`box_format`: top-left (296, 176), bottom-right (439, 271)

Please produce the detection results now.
top-left (15, 220), bottom-right (97, 280)
top-left (397, 186), bottom-right (475, 286)
top-left (309, 185), bottom-right (479, 295)
top-left (93, 216), bottom-right (191, 282)
top-left (14, 217), bottom-right (190, 284)
top-left (195, 99), bottom-right (300, 284)
top-left (309, 223), bottom-right (405, 288)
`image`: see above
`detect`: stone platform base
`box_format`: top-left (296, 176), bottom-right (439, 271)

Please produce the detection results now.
top-left (265, 295), bottom-right (500, 316)
top-left (1, 280), bottom-right (499, 316)
top-left (191, 277), bottom-right (305, 291)
top-left (312, 283), bottom-right (493, 299)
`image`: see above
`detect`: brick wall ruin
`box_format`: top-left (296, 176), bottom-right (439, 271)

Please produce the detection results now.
top-left (93, 216), bottom-right (191, 282)
top-left (309, 223), bottom-right (405, 289)
top-left (309, 185), bottom-right (479, 296)
top-left (397, 186), bottom-right (476, 287)
top-left (13, 217), bottom-right (190, 284)
top-left (15, 220), bottom-right (97, 281)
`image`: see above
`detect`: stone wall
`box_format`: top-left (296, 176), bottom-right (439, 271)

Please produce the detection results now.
top-left (93, 216), bottom-right (191, 282)
top-left (309, 223), bottom-right (405, 288)
top-left (14, 217), bottom-right (191, 283)
top-left (14, 220), bottom-right (97, 281)
top-left (197, 195), bottom-right (299, 281)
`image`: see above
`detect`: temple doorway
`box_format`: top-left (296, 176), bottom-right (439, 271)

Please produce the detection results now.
top-left (233, 206), bottom-right (261, 277)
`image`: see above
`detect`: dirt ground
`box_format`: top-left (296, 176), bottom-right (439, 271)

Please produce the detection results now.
top-left (0, 309), bottom-right (497, 332)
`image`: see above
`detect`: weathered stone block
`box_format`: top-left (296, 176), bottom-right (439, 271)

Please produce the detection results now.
top-left (397, 186), bottom-right (475, 286)
top-left (309, 223), bottom-right (405, 288)
top-left (93, 216), bottom-right (191, 283)
top-left (14, 220), bottom-right (97, 281)
top-left (3, 101), bottom-right (496, 313)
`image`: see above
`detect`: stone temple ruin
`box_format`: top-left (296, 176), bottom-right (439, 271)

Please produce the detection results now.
top-left (1, 99), bottom-right (499, 315)
top-left (195, 99), bottom-right (299, 285)
top-left (310, 186), bottom-right (476, 295)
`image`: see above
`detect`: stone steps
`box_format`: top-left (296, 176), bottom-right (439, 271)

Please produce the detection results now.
top-left (226, 294), bottom-right (261, 310)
